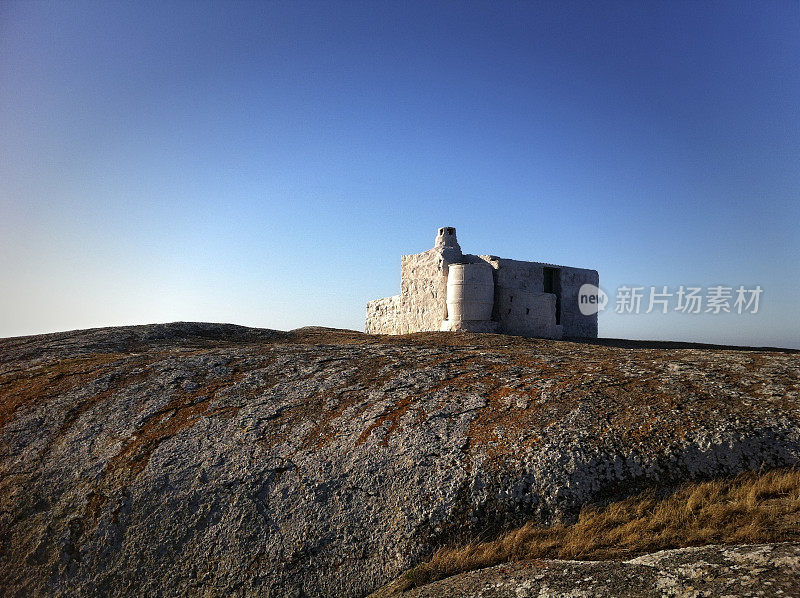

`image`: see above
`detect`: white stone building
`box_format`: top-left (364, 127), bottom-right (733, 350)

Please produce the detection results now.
top-left (365, 227), bottom-right (598, 339)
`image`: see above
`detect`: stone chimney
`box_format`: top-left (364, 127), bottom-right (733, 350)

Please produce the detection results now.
top-left (435, 227), bottom-right (460, 251)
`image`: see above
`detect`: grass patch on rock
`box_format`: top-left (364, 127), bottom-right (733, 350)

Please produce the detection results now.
top-left (388, 467), bottom-right (800, 593)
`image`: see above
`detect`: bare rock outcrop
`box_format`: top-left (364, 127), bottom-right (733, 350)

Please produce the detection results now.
top-left (0, 323), bottom-right (798, 596)
top-left (391, 542), bottom-right (800, 597)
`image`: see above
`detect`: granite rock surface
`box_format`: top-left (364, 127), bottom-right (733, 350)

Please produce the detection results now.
top-left (386, 542), bottom-right (800, 597)
top-left (0, 323), bottom-right (798, 597)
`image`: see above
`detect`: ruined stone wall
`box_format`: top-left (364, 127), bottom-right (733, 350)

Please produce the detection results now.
top-left (364, 247), bottom-right (460, 335)
top-left (365, 233), bottom-right (598, 339)
top-left (397, 250), bottom-right (449, 333)
top-left (364, 295), bottom-right (402, 335)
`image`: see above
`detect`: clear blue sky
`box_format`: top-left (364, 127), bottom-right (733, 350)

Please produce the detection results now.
top-left (1, 1), bottom-right (798, 347)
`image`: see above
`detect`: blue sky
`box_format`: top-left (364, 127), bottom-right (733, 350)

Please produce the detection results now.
top-left (1, 1), bottom-right (798, 347)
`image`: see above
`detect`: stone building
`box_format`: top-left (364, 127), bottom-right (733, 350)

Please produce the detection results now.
top-left (365, 227), bottom-right (598, 339)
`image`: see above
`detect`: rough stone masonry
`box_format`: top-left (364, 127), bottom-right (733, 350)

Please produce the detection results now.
top-left (365, 227), bottom-right (599, 339)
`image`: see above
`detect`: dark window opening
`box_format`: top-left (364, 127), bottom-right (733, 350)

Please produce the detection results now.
top-left (543, 267), bottom-right (562, 325)
top-left (543, 269), bottom-right (554, 293)
top-left (526, 308), bottom-right (530, 315)
top-left (507, 308), bottom-right (511, 314)
top-left (510, 295), bottom-right (513, 303)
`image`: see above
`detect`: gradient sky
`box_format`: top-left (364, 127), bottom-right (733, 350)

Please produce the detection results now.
top-left (1, 1), bottom-right (798, 347)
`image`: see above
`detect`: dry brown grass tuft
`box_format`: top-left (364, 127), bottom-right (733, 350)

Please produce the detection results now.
top-left (398, 468), bottom-right (800, 592)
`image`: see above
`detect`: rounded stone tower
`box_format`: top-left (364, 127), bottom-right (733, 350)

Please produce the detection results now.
top-left (445, 263), bottom-right (494, 322)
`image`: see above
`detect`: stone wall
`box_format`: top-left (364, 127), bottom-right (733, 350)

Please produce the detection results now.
top-left (364, 245), bottom-right (464, 335)
top-left (479, 257), bottom-right (598, 339)
top-left (558, 265), bottom-right (599, 338)
top-left (365, 295), bottom-right (402, 335)
top-left (495, 288), bottom-right (558, 338)
top-left (398, 249), bottom-right (450, 333)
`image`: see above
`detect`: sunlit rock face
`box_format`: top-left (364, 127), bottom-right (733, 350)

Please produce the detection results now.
top-left (0, 323), bottom-right (798, 597)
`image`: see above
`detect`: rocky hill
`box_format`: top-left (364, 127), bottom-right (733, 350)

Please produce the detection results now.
top-left (0, 323), bottom-right (798, 597)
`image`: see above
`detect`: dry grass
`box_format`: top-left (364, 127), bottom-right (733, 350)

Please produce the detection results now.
top-left (398, 468), bottom-right (800, 592)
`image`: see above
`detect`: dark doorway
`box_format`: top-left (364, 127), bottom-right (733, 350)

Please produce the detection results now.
top-left (543, 267), bottom-right (561, 325)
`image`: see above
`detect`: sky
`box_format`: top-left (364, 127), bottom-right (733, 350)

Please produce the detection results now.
top-left (1, 1), bottom-right (798, 348)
